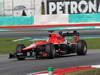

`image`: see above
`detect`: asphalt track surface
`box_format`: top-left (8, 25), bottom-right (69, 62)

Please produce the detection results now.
top-left (0, 30), bottom-right (100, 38)
top-left (0, 50), bottom-right (100, 75)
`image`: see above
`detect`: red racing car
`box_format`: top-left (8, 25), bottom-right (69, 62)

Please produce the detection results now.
top-left (9, 31), bottom-right (87, 60)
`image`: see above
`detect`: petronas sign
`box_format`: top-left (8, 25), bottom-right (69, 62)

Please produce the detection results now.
top-left (46, 0), bottom-right (100, 14)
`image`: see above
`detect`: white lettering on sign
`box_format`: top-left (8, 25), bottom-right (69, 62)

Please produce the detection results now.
top-left (57, 2), bottom-right (64, 14)
top-left (64, 2), bottom-right (70, 14)
top-left (70, 1), bottom-right (78, 14)
top-left (47, 0), bottom-right (100, 14)
top-left (49, 2), bottom-right (56, 14)
top-left (78, 0), bottom-right (88, 13)
top-left (89, 0), bottom-right (97, 13)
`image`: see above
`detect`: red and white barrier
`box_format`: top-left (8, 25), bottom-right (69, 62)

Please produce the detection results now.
top-left (28, 65), bottom-right (100, 75)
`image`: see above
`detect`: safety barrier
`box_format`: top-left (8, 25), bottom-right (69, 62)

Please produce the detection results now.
top-left (0, 16), bottom-right (34, 26)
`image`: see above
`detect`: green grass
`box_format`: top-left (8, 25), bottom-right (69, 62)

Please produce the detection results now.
top-left (0, 38), bottom-right (100, 54)
top-left (85, 38), bottom-right (100, 49)
top-left (0, 38), bottom-right (31, 54)
top-left (65, 69), bottom-right (100, 75)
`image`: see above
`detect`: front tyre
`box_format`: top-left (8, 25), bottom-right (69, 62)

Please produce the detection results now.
top-left (45, 44), bottom-right (56, 59)
top-left (16, 44), bottom-right (26, 60)
top-left (76, 40), bottom-right (87, 55)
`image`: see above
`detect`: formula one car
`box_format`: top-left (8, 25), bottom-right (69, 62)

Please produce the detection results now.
top-left (9, 31), bottom-right (87, 60)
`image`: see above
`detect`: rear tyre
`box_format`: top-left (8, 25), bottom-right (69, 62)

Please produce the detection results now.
top-left (16, 44), bottom-right (26, 60)
top-left (45, 44), bottom-right (56, 59)
top-left (76, 40), bottom-right (87, 55)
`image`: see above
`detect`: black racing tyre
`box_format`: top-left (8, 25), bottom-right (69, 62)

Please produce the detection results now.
top-left (16, 53), bottom-right (25, 60)
top-left (35, 45), bottom-right (44, 59)
top-left (76, 40), bottom-right (87, 55)
top-left (45, 44), bottom-right (56, 59)
top-left (16, 44), bottom-right (26, 60)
